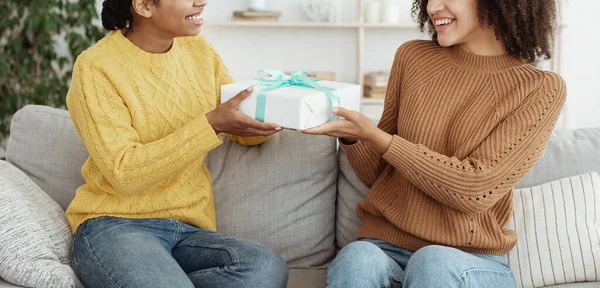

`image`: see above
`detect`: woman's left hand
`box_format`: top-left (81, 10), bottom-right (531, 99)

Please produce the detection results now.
top-left (302, 107), bottom-right (394, 153)
top-left (302, 107), bottom-right (372, 142)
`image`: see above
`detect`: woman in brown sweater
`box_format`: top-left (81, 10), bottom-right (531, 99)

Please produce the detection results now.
top-left (304, 0), bottom-right (565, 287)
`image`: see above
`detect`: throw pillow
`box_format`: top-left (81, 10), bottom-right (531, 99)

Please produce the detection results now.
top-left (0, 161), bottom-right (81, 288)
top-left (507, 172), bottom-right (600, 288)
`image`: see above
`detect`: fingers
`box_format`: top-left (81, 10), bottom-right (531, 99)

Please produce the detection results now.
top-left (233, 127), bottom-right (278, 137)
top-left (331, 107), bottom-right (354, 119)
top-left (229, 86), bottom-right (254, 106)
top-left (241, 115), bottom-right (282, 131)
top-left (302, 121), bottom-right (342, 135)
top-left (246, 128), bottom-right (279, 136)
top-left (302, 128), bottom-right (345, 138)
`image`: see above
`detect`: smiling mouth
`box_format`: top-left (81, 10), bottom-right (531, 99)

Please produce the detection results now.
top-left (434, 18), bottom-right (455, 27)
top-left (185, 12), bottom-right (204, 22)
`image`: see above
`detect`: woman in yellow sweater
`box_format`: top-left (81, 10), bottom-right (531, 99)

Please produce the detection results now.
top-left (66, 0), bottom-right (288, 287)
top-left (305, 0), bottom-right (565, 287)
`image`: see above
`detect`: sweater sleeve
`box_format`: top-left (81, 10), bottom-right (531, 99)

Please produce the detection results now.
top-left (381, 73), bottom-right (566, 214)
top-left (211, 46), bottom-right (271, 146)
top-left (66, 57), bottom-right (223, 197)
top-left (340, 45), bottom-right (405, 188)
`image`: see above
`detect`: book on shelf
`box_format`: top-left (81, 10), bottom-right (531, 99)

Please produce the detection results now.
top-left (364, 71), bottom-right (389, 88)
top-left (365, 86), bottom-right (386, 93)
top-left (233, 11), bottom-right (281, 21)
top-left (363, 85), bottom-right (387, 99)
top-left (233, 16), bottom-right (278, 22)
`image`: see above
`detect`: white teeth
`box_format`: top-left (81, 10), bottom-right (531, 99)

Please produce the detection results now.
top-left (435, 19), bottom-right (452, 26)
top-left (185, 14), bottom-right (203, 21)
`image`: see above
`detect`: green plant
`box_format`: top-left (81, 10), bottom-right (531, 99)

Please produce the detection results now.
top-left (0, 0), bottom-right (105, 137)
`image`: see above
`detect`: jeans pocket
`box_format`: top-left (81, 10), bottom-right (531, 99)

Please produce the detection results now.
top-left (460, 269), bottom-right (516, 288)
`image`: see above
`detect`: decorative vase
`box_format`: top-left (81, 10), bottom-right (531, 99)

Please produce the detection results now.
top-left (302, 0), bottom-right (342, 22)
top-left (248, 0), bottom-right (269, 11)
top-left (365, 0), bottom-right (382, 23)
top-left (382, 3), bottom-right (400, 23)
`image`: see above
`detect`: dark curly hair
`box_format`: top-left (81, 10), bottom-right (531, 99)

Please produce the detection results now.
top-left (411, 0), bottom-right (557, 63)
top-left (102, 0), bottom-right (160, 31)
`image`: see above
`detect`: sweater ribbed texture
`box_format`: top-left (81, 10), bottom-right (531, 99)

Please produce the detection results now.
top-left (342, 40), bottom-right (567, 255)
top-left (65, 30), bottom-right (268, 233)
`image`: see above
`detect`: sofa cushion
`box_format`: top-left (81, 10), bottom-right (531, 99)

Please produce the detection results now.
top-left (206, 132), bottom-right (337, 268)
top-left (336, 148), bottom-right (369, 249)
top-left (516, 128), bottom-right (600, 188)
top-left (0, 161), bottom-right (82, 288)
top-left (507, 172), bottom-right (600, 288)
top-left (287, 269), bottom-right (327, 288)
top-left (7, 105), bottom-right (337, 268)
top-left (6, 105), bottom-right (88, 210)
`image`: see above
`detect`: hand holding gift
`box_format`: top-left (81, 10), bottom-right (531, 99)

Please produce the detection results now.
top-left (221, 70), bottom-right (360, 130)
top-left (207, 86), bottom-right (282, 136)
top-left (303, 107), bottom-right (394, 154)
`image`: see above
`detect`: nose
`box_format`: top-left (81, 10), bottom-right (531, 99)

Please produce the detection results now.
top-left (427, 0), bottom-right (444, 15)
top-left (193, 0), bottom-right (206, 7)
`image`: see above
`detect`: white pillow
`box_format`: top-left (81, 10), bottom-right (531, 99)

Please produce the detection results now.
top-left (507, 172), bottom-right (600, 288)
top-left (0, 161), bottom-right (81, 288)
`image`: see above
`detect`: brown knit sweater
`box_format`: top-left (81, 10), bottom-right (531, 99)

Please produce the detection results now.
top-left (342, 40), bottom-right (566, 255)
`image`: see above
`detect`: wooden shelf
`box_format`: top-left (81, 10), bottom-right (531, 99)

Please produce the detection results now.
top-left (362, 22), bottom-right (418, 28)
top-left (206, 21), bottom-right (358, 28)
top-left (361, 98), bottom-right (385, 104)
top-left (206, 21), bottom-right (418, 29)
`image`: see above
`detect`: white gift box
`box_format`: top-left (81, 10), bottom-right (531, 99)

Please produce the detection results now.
top-left (221, 79), bottom-right (361, 130)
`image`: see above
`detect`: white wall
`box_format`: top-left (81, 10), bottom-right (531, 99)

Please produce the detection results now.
top-left (201, 0), bottom-right (423, 83)
top-left (559, 0), bottom-right (600, 129)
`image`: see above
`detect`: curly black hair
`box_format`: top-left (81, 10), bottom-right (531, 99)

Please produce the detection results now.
top-left (101, 0), bottom-right (160, 31)
top-left (411, 0), bottom-right (557, 63)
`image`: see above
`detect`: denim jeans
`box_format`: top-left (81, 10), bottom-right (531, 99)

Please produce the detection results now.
top-left (72, 216), bottom-right (288, 288)
top-left (327, 238), bottom-right (516, 288)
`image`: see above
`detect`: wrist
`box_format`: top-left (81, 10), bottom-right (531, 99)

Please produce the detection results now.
top-left (367, 129), bottom-right (393, 154)
top-left (205, 111), bottom-right (221, 134)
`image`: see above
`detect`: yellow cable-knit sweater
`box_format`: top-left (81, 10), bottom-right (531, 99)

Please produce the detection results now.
top-left (65, 30), bottom-right (267, 234)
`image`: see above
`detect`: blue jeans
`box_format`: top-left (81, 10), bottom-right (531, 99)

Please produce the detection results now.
top-left (72, 216), bottom-right (288, 288)
top-left (327, 238), bottom-right (515, 288)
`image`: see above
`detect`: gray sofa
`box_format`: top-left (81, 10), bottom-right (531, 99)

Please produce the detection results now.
top-left (1, 104), bottom-right (599, 288)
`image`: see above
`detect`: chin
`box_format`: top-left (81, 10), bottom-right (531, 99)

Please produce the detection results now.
top-left (436, 37), bottom-right (455, 47)
top-left (183, 28), bottom-right (202, 37)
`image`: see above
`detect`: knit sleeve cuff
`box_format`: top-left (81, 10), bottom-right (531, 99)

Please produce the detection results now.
top-left (382, 135), bottom-right (419, 173)
top-left (340, 139), bottom-right (382, 164)
top-left (188, 114), bottom-right (223, 152)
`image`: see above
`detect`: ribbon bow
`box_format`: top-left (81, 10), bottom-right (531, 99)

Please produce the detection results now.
top-left (254, 70), bottom-right (340, 123)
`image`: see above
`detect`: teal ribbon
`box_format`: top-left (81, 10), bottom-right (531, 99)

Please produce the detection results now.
top-left (254, 70), bottom-right (340, 123)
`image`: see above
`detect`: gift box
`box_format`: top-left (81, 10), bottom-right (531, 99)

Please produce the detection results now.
top-left (221, 70), bottom-right (361, 130)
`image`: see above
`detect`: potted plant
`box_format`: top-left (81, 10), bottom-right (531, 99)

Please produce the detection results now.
top-left (0, 0), bottom-right (105, 142)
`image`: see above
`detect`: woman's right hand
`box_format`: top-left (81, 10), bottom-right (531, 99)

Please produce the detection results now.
top-left (206, 86), bottom-right (282, 136)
